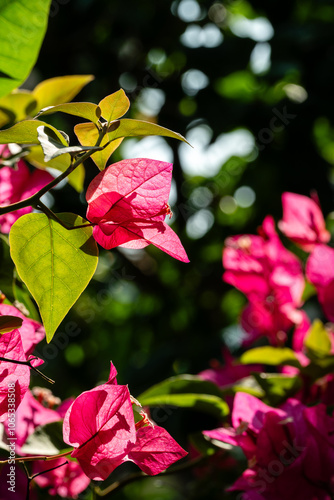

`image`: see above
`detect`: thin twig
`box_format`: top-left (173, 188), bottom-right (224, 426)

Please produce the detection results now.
top-left (0, 449), bottom-right (73, 465)
top-left (0, 356), bottom-right (55, 384)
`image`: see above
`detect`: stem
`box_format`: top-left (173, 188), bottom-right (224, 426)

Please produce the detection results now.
top-left (95, 456), bottom-right (206, 497)
top-left (0, 356), bottom-right (55, 384)
top-left (36, 201), bottom-right (95, 230)
top-left (30, 460), bottom-right (68, 481)
top-left (0, 126), bottom-right (107, 217)
top-left (0, 449), bottom-right (73, 465)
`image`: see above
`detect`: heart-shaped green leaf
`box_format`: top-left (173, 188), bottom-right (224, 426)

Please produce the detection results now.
top-left (10, 213), bottom-right (99, 342)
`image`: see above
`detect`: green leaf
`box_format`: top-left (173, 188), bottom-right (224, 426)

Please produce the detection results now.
top-left (9, 212), bottom-right (99, 342)
top-left (37, 125), bottom-right (102, 162)
top-left (304, 319), bottom-right (332, 359)
top-left (106, 118), bottom-right (190, 145)
top-left (31, 74), bottom-right (94, 114)
top-left (74, 122), bottom-right (123, 170)
top-left (138, 375), bottom-right (224, 399)
top-left (0, 235), bottom-right (15, 301)
top-left (0, 315), bottom-right (23, 334)
top-left (240, 346), bottom-right (302, 368)
top-left (20, 421), bottom-right (66, 456)
top-left (139, 393), bottom-right (229, 420)
top-left (189, 432), bottom-right (218, 456)
top-left (35, 102), bottom-right (101, 124)
top-left (228, 375), bottom-right (265, 398)
top-left (99, 89), bottom-right (130, 123)
top-left (0, 119), bottom-right (65, 145)
top-left (0, 0), bottom-right (52, 98)
top-left (138, 375), bottom-right (229, 419)
top-left (253, 373), bottom-right (302, 406)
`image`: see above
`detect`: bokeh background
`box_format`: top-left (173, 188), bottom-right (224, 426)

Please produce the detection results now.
top-left (25, 0), bottom-right (334, 497)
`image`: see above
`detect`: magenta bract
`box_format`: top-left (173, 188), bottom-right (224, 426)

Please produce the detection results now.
top-left (63, 362), bottom-right (187, 481)
top-left (86, 158), bottom-right (189, 262)
top-left (278, 192), bottom-right (330, 251)
top-left (0, 160), bottom-right (53, 233)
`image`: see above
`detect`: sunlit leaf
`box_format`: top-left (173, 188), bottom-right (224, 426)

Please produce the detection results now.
top-left (10, 213), bottom-right (99, 342)
top-left (304, 319), bottom-right (332, 359)
top-left (139, 375), bottom-right (223, 399)
top-left (35, 102), bottom-right (101, 124)
top-left (99, 89), bottom-right (130, 123)
top-left (0, 315), bottom-right (23, 334)
top-left (240, 346), bottom-right (302, 368)
top-left (0, 0), bottom-right (52, 98)
top-left (0, 120), bottom-right (65, 145)
top-left (253, 373), bottom-right (302, 406)
top-left (74, 122), bottom-right (123, 170)
top-left (106, 118), bottom-right (189, 144)
top-left (139, 393), bottom-right (229, 420)
top-left (138, 375), bottom-right (229, 419)
top-left (31, 75), bottom-right (94, 114)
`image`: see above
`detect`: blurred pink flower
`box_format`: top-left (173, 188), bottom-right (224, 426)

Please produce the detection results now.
top-left (0, 159), bottom-right (53, 233)
top-left (278, 192), bottom-right (330, 251)
top-left (204, 393), bottom-right (333, 500)
top-left (0, 329), bottom-right (30, 422)
top-left (306, 244), bottom-right (334, 321)
top-left (223, 216), bottom-right (304, 345)
top-left (0, 303), bottom-right (44, 356)
top-left (32, 458), bottom-right (90, 498)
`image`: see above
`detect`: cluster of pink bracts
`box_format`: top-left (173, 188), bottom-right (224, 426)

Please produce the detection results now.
top-left (201, 192), bottom-right (334, 500)
top-left (0, 308), bottom-right (187, 497)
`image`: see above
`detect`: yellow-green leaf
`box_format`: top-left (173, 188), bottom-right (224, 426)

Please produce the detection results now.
top-left (240, 346), bottom-right (302, 368)
top-left (0, 0), bottom-right (52, 99)
top-left (99, 89), bottom-right (130, 123)
top-left (106, 118), bottom-right (189, 144)
top-left (74, 122), bottom-right (123, 170)
top-left (305, 319), bottom-right (332, 358)
top-left (35, 102), bottom-right (101, 124)
top-left (9, 213), bottom-right (98, 342)
top-left (31, 75), bottom-right (94, 115)
top-left (0, 120), bottom-right (66, 145)
top-left (0, 316), bottom-right (23, 334)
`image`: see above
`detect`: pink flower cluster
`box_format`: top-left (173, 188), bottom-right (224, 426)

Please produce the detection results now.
top-left (223, 192), bottom-right (332, 346)
top-left (201, 192), bottom-right (334, 499)
top-left (0, 304), bottom-right (187, 497)
top-left (204, 393), bottom-right (334, 500)
top-left (63, 362), bottom-right (187, 480)
top-left (0, 145), bottom-right (53, 233)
